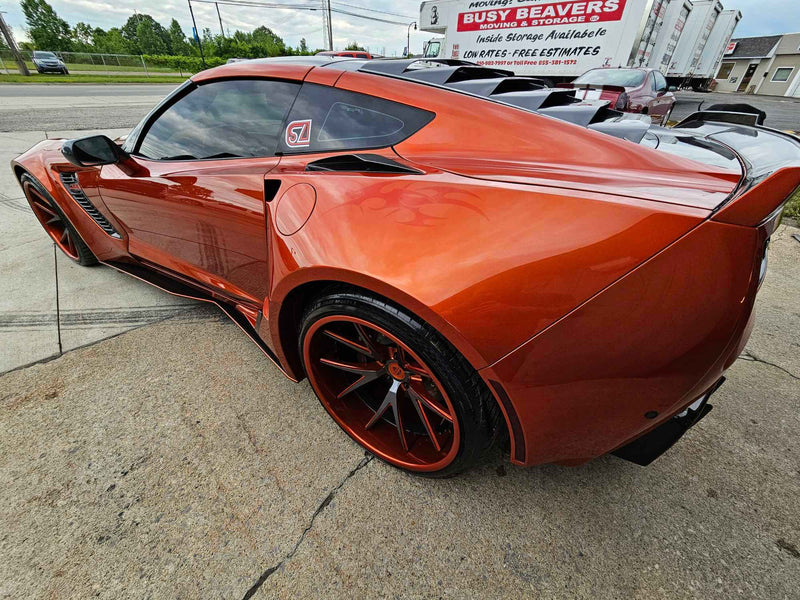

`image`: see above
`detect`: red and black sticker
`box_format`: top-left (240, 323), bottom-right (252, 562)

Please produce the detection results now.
top-left (285, 119), bottom-right (312, 148)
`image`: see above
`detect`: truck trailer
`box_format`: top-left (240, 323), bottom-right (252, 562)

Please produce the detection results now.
top-left (420, 0), bottom-right (657, 83)
top-left (693, 9), bottom-right (742, 88)
top-left (664, 0), bottom-right (723, 84)
top-left (420, 0), bottom-right (739, 88)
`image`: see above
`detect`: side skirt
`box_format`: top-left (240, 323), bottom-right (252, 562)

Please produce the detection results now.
top-left (103, 259), bottom-right (298, 383)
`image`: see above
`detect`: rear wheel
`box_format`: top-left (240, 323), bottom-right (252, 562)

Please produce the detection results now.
top-left (300, 288), bottom-right (505, 477)
top-left (21, 174), bottom-right (98, 266)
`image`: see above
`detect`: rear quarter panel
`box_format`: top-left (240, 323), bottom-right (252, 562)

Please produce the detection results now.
top-left (266, 153), bottom-right (708, 372)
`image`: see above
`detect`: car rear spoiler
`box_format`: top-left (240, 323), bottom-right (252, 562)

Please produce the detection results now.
top-left (713, 166), bottom-right (800, 229)
top-left (676, 110), bottom-right (760, 128)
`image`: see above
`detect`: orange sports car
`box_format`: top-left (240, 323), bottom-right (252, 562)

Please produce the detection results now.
top-left (12, 57), bottom-right (800, 476)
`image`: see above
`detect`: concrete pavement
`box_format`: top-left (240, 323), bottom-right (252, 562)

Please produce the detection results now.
top-left (0, 129), bottom-right (200, 374)
top-left (0, 83), bottom-right (798, 599)
top-left (0, 225), bottom-right (798, 598)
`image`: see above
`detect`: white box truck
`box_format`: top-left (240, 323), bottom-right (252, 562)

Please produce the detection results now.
top-left (419, 0), bottom-right (662, 83)
top-left (694, 9), bottom-right (741, 83)
top-left (664, 0), bottom-right (724, 85)
top-left (647, 0), bottom-right (693, 74)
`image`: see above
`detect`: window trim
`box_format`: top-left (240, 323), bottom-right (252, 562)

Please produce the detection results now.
top-left (129, 77), bottom-right (301, 162)
top-left (770, 67), bottom-right (794, 83)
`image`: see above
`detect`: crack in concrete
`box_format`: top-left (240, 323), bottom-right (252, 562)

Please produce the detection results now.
top-left (240, 453), bottom-right (374, 600)
top-left (738, 352), bottom-right (799, 381)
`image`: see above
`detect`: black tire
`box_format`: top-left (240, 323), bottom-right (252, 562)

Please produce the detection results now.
top-left (299, 287), bottom-right (506, 477)
top-left (20, 173), bottom-right (98, 266)
top-left (62, 68), bottom-right (69, 75)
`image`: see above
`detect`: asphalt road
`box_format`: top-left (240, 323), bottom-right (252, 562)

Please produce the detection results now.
top-left (672, 91), bottom-right (800, 131)
top-left (1, 84), bottom-right (799, 598)
top-left (0, 84), bottom-right (179, 132)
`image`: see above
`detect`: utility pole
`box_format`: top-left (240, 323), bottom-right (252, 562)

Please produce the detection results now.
top-left (215, 2), bottom-right (225, 37)
top-left (322, 0), bottom-right (333, 51)
top-left (187, 0), bottom-right (207, 69)
top-left (0, 11), bottom-right (30, 75)
top-left (407, 21), bottom-right (416, 58)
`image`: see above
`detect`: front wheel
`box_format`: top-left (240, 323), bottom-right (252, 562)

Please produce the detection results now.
top-left (21, 174), bottom-right (98, 266)
top-left (300, 289), bottom-right (505, 477)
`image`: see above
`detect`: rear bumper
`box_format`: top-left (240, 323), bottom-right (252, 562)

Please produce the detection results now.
top-left (481, 218), bottom-right (763, 467)
top-left (611, 377), bottom-right (724, 466)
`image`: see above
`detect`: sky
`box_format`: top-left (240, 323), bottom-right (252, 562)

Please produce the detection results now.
top-left (1, 0), bottom-right (799, 56)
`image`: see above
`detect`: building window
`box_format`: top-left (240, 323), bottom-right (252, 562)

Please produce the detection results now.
top-left (771, 67), bottom-right (794, 82)
top-left (717, 62), bottom-right (735, 80)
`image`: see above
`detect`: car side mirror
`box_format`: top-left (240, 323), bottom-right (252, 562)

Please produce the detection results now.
top-left (62, 135), bottom-right (129, 167)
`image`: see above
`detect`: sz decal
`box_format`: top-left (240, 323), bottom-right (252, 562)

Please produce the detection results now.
top-left (285, 119), bottom-right (312, 148)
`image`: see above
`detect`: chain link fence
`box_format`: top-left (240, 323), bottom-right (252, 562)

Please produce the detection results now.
top-left (0, 50), bottom-right (190, 77)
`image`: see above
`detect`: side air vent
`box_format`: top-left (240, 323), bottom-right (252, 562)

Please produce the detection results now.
top-left (60, 172), bottom-right (121, 238)
top-left (306, 154), bottom-right (423, 174)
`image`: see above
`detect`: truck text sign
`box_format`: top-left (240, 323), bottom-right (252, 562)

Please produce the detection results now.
top-left (457, 0), bottom-right (626, 31)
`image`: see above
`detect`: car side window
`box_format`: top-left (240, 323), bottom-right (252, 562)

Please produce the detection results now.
top-left (654, 72), bottom-right (668, 92)
top-left (278, 83), bottom-right (434, 154)
top-left (136, 79), bottom-right (300, 160)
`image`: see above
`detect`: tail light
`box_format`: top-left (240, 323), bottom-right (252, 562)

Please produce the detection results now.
top-left (615, 92), bottom-right (630, 111)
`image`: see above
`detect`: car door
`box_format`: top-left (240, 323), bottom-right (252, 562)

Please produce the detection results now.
top-left (649, 71), bottom-right (672, 122)
top-left (97, 78), bottom-right (300, 306)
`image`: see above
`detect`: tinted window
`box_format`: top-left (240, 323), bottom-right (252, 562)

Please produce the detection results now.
top-left (573, 69), bottom-right (646, 87)
top-left (34, 51), bottom-right (57, 59)
top-left (653, 71), bottom-right (668, 91)
top-left (279, 83), bottom-right (434, 154)
top-left (137, 79), bottom-right (299, 160)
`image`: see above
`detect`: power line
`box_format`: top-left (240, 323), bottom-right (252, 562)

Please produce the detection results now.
top-left (330, 2), bottom-right (414, 20)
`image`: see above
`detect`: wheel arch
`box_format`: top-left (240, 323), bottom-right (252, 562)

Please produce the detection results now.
top-left (272, 272), bottom-right (519, 464)
top-left (271, 269), bottom-right (489, 377)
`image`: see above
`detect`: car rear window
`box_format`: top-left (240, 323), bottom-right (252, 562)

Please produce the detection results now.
top-left (278, 83), bottom-right (434, 154)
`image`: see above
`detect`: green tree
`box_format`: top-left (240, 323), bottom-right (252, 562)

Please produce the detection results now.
top-left (20, 0), bottom-right (72, 51)
top-left (167, 19), bottom-right (191, 55)
top-left (121, 14), bottom-right (170, 54)
top-left (71, 22), bottom-right (93, 51)
top-left (92, 27), bottom-right (131, 54)
top-left (299, 37), bottom-right (309, 55)
top-left (344, 41), bottom-right (365, 51)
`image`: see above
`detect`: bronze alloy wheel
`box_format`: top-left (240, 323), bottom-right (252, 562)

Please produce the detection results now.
top-left (21, 174), bottom-right (97, 266)
top-left (304, 314), bottom-right (461, 472)
top-left (24, 179), bottom-right (80, 260)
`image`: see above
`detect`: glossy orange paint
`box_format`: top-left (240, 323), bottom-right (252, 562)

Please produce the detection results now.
top-left (11, 59), bottom-right (792, 468)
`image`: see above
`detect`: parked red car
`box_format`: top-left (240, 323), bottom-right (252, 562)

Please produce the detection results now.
top-left (12, 57), bottom-right (799, 476)
top-left (316, 50), bottom-right (374, 59)
top-left (561, 67), bottom-right (676, 125)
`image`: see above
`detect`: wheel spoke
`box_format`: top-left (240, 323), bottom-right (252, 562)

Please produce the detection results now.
top-left (323, 328), bottom-right (375, 358)
top-left (407, 385), bottom-right (442, 452)
top-left (336, 369), bottom-right (383, 399)
top-left (354, 323), bottom-right (380, 358)
top-left (407, 385), bottom-right (453, 423)
top-left (33, 201), bottom-right (56, 217)
top-left (60, 229), bottom-right (69, 244)
top-left (45, 215), bottom-right (61, 225)
top-left (319, 357), bottom-right (382, 376)
top-left (365, 379), bottom-right (399, 430)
